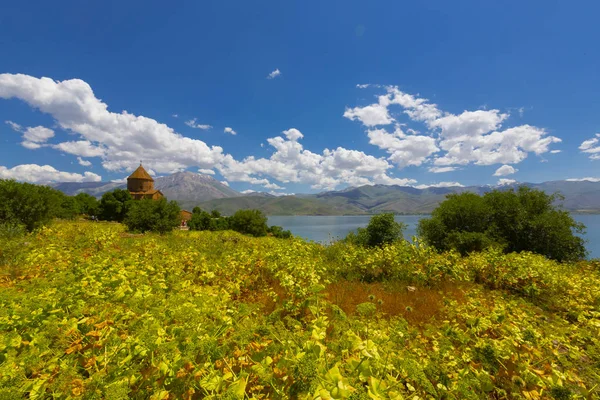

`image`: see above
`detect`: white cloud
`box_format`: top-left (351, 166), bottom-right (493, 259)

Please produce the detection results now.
top-left (367, 127), bottom-right (438, 168)
top-left (77, 157), bottom-right (92, 167)
top-left (5, 120), bottom-right (23, 131)
top-left (414, 181), bottom-right (464, 189)
top-left (172, 114), bottom-right (178, 118)
top-left (0, 74), bottom-right (226, 174)
top-left (497, 178), bottom-right (517, 186)
top-left (493, 164), bottom-right (518, 176)
top-left (185, 118), bottom-right (212, 130)
top-left (0, 164), bottom-right (101, 183)
top-left (23, 126), bottom-right (54, 143)
top-left (550, 150), bottom-right (561, 154)
top-left (346, 85), bottom-right (561, 169)
top-left (6, 121), bottom-right (55, 149)
top-left (264, 182), bottom-right (284, 190)
top-left (356, 84), bottom-right (370, 89)
top-left (565, 177), bottom-right (600, 182)
top-left (343, 103), bottom-right (393, 126)
top-left (267, 69), bottom-right (281, 79)
top-left (221, 180), bottom-right (229, 187)
top-left (217, 128), bottom-right (416, 190)
top-left (53, 140), bottom-right (105, 157)
top-left (198, 168), bottom-right (215, 175)
top-left (224, 127), bottom-right (237, 135)
top-left (580, 134), bottom-right (600, 160)
top-left (241, 189), bottom-right (256, 194)
top-left (428, 166), bottom-right (457, 173)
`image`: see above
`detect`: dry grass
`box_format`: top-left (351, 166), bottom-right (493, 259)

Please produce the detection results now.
top-left (325, 280), bottom-right (472, 325)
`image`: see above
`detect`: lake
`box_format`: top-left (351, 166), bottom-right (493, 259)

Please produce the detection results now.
top-left (268, 214), bottom-right (600, 259)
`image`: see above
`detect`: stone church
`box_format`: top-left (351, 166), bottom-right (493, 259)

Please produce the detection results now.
top-left (127, 164), bottom-right (164, 200)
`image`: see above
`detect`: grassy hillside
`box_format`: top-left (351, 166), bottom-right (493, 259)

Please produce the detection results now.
top-left (197, 195), bottom-right (365, 215)
top-left (1, 221), bottom-right (599, 398)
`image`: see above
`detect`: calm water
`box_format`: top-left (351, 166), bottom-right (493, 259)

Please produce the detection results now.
top-left (268, 214), bottom-right (600, 259)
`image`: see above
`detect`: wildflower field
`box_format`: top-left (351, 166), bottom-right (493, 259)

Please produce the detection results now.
top-left (1, 221), bottom-right (599, 399)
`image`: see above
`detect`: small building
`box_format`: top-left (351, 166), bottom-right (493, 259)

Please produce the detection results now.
top-left (127, 164), bottom-right (164, 200)
top-left (180, 209), bottom-right (193, 221)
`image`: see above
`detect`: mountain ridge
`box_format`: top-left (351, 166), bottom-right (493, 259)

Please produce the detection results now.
top-left (51, 173), bottom-right (600, 215)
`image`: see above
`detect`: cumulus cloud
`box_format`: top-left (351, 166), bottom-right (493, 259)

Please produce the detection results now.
top-left (414, 181), bottom-right (464, 189)
top-left (580, 134), bottom-right (600, 160)
top-left (428, 166), bottom-right (457, 173)
top-left (0, 164), bottom-right (101, 183)
top-left (221, 181), bottom-right (229, 187)
top-left (267, 69), bottom-right (281, 79)
top-left (224, 127), bottom-right (237, 135)
top-left (345, 85), bottom-right (561, 169)
top-left (53, 140), bottom-right (105, 157)
top-left (77, 157), bottom-right (92, 167)
top-left (198, 168), bottom-right (215, 175)
top-left (0, 73), bottom-right (226, 173)
top-left (217, 128), bottom-right (416, 190)
top-left (185, 118), bottom-right (212, 130)
top-left (367, 127), bottom-right (438, 168)
top-left (493, 165), bottom-right (518, 176)
top-left (565, 177), bottom-right (600, 182)
top-left (497, 178), bottom-right (517, 186)
top-left (6, 120), bottom-right (55, 149)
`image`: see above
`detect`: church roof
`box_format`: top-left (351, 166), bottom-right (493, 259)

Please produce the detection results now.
top-left (128, 164), bottom-right (154, 181)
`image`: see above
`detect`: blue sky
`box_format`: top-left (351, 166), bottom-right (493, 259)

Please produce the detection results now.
top-left (1, 0), bottom-right (599, 194)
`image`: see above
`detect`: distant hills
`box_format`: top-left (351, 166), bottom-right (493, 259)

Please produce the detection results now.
top-left (51, 172), bottom-right (600, 215)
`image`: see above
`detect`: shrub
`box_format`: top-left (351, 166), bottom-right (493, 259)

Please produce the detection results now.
top-left (74, 193), bottom-right (99, 216)
top-left (229, 209), bottom-right (269, 237)
top-left (0, 179), bottom-right (71, 231)
top-left (99, 189), bottom-right (132, 222)
top-left (345, 213), bottom-right (406, 247)
top-left (418, 187), bottom-right (586, 261)
top-left (268, 225), bottom-right (292, 239)
top-left (124, 198), bottom-right (181, 234)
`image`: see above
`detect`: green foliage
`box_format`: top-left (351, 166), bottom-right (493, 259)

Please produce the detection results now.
top-left (99, 189), bottom-right (132, 222)
top-left (229, 209), bottom-right (269, 237)
top-left (418, 187), bottom-right (587, 261)
top-left (73, 192), bottom-right (99, 216)
top-left (0, 221), bottom-right (598, 398)
top-left (0, 179), bottom-right (75, 231)
top-left (124, 198), bottom-right (181, 233)
top-left (267, 225), bottom-right (292, 239)
top-left (345, 213), bottom-right (405, 247)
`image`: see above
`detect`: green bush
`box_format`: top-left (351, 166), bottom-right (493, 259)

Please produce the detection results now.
top-left (99, 189), bottom-right (132, 222)
top-left (74, 193), bottom-right (99, 216)
top-left (229, 209), bottom-right (269, 237)
top-left (345, 213), bottom-right (406, 247)
top-left (418, 187), bottom-right (587, 261)
top-left (268, 225), bottom-right (292, 239)
top-left (124, 198), bottom-right (181, 234)
top-left (0, 179), bottom-right (72, 231)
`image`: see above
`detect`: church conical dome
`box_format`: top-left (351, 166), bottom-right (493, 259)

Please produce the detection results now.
top-left (128, 164), bottom-right (154, 181)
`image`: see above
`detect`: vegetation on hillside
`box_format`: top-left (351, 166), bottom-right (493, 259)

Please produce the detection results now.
top-left (0, 221), bottom-right (598, 398)
top-left (418, 187), bottom-right (587, 262)
top-left (188, 207), bottom-right (291, 239)
top-left (124, 198), bottom-right (182, 234)
top-left (344, 213), bottom-right (406, 247)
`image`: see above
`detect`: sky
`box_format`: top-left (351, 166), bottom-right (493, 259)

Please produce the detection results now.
top-left (1, 0), bottom-right (599, 195)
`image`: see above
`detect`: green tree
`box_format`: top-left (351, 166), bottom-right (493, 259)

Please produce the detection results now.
top-left (418, 187), bottom-right (587, 261)
top-left (229, 209), bottom-right (268, 237)
top-left (188, 209), bottom-right (212, 231)
top-left (99, 189), bottom-right (132, 222)
top-left (345, 213), bottom-right (405, 247)
top-left (268, 225), bottom-right (292, 239)
top-left (210, 209), bottom-right (221, 218)
top-left (74, 193), bottom-right (99, 216)
top-left (124, 198), bottom-right (181, 234)
top-left (0, 179), bottom-right (68, 231)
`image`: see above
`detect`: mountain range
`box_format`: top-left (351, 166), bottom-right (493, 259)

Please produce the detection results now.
top-left (51, 172), bottom-right (600, 215)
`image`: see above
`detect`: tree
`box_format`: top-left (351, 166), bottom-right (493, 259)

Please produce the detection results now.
top-left (418, 187), bottom-right (587, 261)
top-left (99, 189), bottom-right (132, 222)
top-left (0, 179), bottom-right (69, 231)
top-left (268, 225), bottom-right (292, 239)
top-left (124, 198), bottom-right (181, 234)
top-left (210, 210), bottom-right (221, 218)
top-left (229, 209), bottom-right (268, 237)
top-left (345, 213), bottom-right (405, 247)
top-left (74, 193), bottom-right (99, 216)
top-left (188, 209), bottom-right (212, 231)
